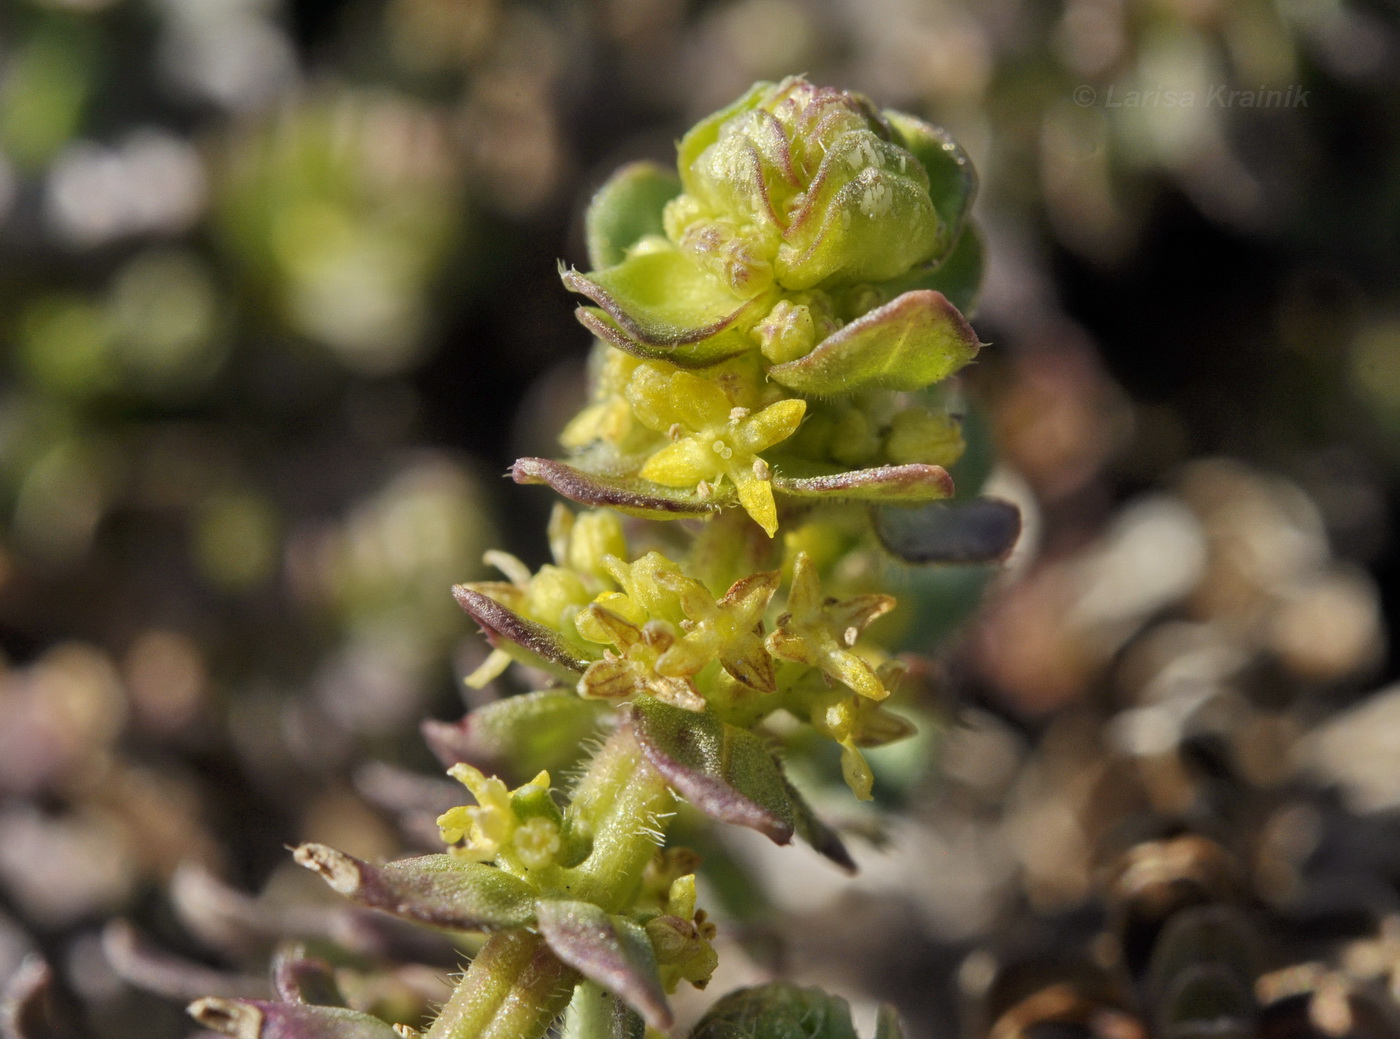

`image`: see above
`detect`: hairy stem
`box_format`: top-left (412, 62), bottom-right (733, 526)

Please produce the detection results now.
top-left (425, 931), bottom-right (575, 1039)
top-left (426, 725), bottom-right (675, 1039)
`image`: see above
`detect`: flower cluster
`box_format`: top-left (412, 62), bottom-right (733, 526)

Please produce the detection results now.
top-left (192, 77), bottom-right (1006, 1039)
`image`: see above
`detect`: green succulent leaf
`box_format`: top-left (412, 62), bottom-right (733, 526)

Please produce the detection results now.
top-left (629, 696), bottom-right (794, 845)
top-left (512, 458), bottom-right (726, 519)
top-left (874, 221), bottom-right (984, 317)
top-left (873, 498), bottom-right (1021, 565)
top-left (771, 462), bottom-right (954, 504)
top-left (586, 162), bottom-right (682, 270)
top-left (775, 132), bottom-right (943, 289)
top-left (187, 998), bottom-right (403, 1039)
top-left (422, 689), bottom-right (611, 781)
top-left (885, 110), bottom-right (978, 241)
top-left (766, 290), bottom-right (979, 395)
top-left (452, 584), bottom-right (593, 676)
top-left (535, 901), bottom-right (672, 1032)
top-left (690, 983), bottom-right (904, 1039)
top-left (292, 844), bottom-right (538, 932)
top-left (561, 252), bottom-right (770, 367)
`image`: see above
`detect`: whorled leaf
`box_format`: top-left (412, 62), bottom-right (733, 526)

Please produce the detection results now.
top-left (766, 290), bottom-right (979, 396)
top-left (534, 901), bottom-right (672, 1032)
top-left (631, 698), bottom-right (851, 871)
top-left (422, 689), bottom-right (611, 780)
top-left (452, 584), bottom-right (592, 676)
top-left (561, 254), bottom-right (770, 368)
top-left (292, 845), bottom-right (537, 932)
top-left (691, 983), bottom-right (902, 1039)
top-left (885, 110), bottom-right (978, 243)
top-left (771, 462), bottom-right (954, 504)
top-left (511, 458), bottom-right (725, 519)
top-left (187, 999), bottom-right (404, 1039)
top-left (873, 498), bottom-right (1022, 565)
top-left (629, 697), bottom-right (794, 845)
top-left (585, 162), bottom-right (681, 271)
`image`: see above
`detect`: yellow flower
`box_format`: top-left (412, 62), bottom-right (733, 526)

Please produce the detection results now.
top-left (766, 551), bottom-right (895, 701)
top-left (625, 363), bottom-right (804, 537)
top-left (437, 764), bottom-right (559, 869)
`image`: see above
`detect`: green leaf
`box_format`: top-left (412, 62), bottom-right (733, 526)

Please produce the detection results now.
top-left (676, 81), bottom-right (775, 185)
top-left (512, 458), bottom-right (726, 519)
top-left (776, 131), bottom-right (943, 290)
top-left (873, 498), bottom-right (1021, 565)
top-left (585, 162), bottom-right (681, 270)
top-left (766, 290), bottom-right (979, 395)
top-left (561, 251), bottom-right (770, 368)
top-left (771, 462), bottom-right (954, 504)
top-left (535, 901), bottom-right (672, 1032)
top-left (452, 584), bottom-right (593, 676)
top-left (422, 689), bottom-right (611, 781)
top-left (187, 999), bottom-right (403, 1039)
top-left (785, 777), bottom-right (856, 873)
top-left (292, 845), bottom-right (538, 932)
top-left (629, 697), bottom-right (794, 844)
top-left (690, 984), bottom-right (864, 1039)
top-left (885, 110), bottom-right (978, 242)
top-left (872, 221), bottom-right (984, 318)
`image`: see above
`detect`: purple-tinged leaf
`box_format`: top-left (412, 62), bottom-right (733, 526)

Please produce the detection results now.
top-left (101, 920), bottom-right (269, 1000)
top-left (772, 463), bottom-right (954, 504)
top-left (452, 585), bottom-right (591, 676)
top-left (574, 309), bottom-right (752, 371)
top-left (785, 779), bottom-right (857, 873)
top-left (873, 498), bottom-right (1021, 565)
top-left (767, 290), bottom-right (979, 396)
top-left (628, 698), bottom-right (794, 845)
top-left (187, 999), bottom-right (402, 1039)
top-left (560, 256), bottom-right (768, 368)
top-left (535, 901), bottom-right (672, 1032)
top-left (272, 946), bottom-right (344, 1008)
top-left (292, 845), bottom-right (537, 932)
top-left (585, 162), bottom-right (681, 270)
top-left (422, 690), bottom-right (610, 781)
top-left (511, 458), bottom-right (725, 519)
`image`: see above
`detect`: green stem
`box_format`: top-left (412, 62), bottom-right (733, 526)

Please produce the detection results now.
top-left (425, 725), bottom-right (676, 1039)
top-left (557, 722), bottom-right (676, 910)
top-left (425, 931), bottom-right (575, 1039)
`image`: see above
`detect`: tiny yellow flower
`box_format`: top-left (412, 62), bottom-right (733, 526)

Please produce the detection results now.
top-left (625, 364), bottom-right (805, 537)
top-left (766, 551), bottom-right (895, 701)
top-left (437, 765), bottom-right (558, 868)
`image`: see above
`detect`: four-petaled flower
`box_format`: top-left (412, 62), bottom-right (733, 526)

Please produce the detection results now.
top-left (766, 551), bottom-right (895, 701)
top-left (626, 363), bottom-right (804, 537)
top-left (437, 764), bottom-right (561, 871)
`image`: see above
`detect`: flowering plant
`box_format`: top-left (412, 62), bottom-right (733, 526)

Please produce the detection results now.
top-left (189, 76), bottom-right (1012, 1039)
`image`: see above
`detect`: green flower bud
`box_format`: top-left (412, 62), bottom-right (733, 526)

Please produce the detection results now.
top-left (666, 77), bottom-right (951, 293)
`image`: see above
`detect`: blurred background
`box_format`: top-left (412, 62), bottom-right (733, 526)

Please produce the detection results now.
top-left (0, 0), bottom-right (1398, 1036)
